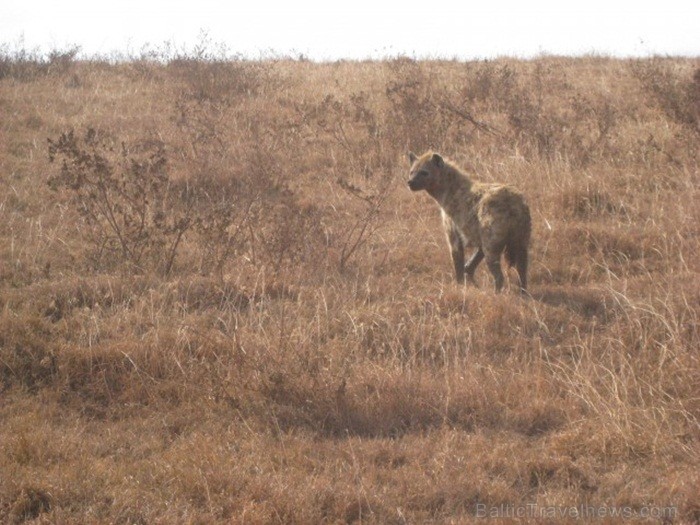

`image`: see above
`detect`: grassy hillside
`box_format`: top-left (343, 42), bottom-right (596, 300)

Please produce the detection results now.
top-left (1, 51), bottom-right (698, 523)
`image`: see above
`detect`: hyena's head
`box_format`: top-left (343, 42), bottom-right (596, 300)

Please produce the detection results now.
top-left (407, 151), bottom-right (445, 193)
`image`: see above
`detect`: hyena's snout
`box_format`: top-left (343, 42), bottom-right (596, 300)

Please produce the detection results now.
top-left (407, 170), bottom-right (429, 191)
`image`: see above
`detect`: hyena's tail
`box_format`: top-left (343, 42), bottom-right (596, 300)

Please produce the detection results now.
top-left (504, 211), bottom-right (531, 292)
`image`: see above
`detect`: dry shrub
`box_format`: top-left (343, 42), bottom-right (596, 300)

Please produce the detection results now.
top-left (173, 92), bottom-right (231, 160)
top-left (170, 62), bottom-right (331, 279)
top-left (461, 61), bottom-right (518, 108)
top-left (632, 59), bottom-right (700, 132)
top-left (47, 128), bottom-right (195, 274)
top-left (384, 58), bottom-right (485, 151)
top-left (254, 199), bottom-right (327, 274)
top-left (289, 88), bottom-right (396, 271)
top-left (385, 59), bottom-right (449, 150)
top-left (501, 63), bottom-right (620, 166)
top-left (167, 58), bottom-right (278, 103)
top-left (0, 45), bottom-right (79, 82)
top-left (185, 148), bottom-right (328, 278)
top-left (382, 59), bottom-right (622, 167)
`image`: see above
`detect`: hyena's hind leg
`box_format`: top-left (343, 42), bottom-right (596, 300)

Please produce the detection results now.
top-left (504, 236), bottom-right (529, 294)
top-left (464, 248), bottom-right (484, 284)
top-left (515, 250), bottom-right (528, 293)
top-left (483, 243), bottom-right (506, 292)
top-left (446, 222), bottom-right (465, 283)
top-left (487, 259), bottom-right (505, 292)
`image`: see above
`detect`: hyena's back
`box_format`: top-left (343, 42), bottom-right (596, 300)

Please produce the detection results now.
top-left (451, 182), bottom-right (531, 258)
top-left (475, 183), bottom-right (531, 261)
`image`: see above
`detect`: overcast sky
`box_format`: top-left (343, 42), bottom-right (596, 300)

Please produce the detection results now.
top-left (2, 0), bottom-right (698, 60)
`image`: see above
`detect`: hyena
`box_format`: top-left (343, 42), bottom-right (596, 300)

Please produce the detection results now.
top-left (408, 151), bottom-right (531, 293)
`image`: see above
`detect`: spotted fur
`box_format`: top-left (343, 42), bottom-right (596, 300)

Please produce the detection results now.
top-left (408, 151), bottom-right (531, 293)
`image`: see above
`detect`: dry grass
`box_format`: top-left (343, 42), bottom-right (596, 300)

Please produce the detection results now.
top-left (1, 51), bottom-right (698, 523)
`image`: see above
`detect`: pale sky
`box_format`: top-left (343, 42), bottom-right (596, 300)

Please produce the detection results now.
top-left (1, 0), bottom-right (698, 60)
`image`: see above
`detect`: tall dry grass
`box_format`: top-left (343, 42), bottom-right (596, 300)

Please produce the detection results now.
top-left (0, 49), bottom-right (698, 523)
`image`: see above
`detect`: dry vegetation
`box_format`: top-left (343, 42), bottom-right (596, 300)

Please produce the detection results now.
top-left (0, 47), bottom-right (699, 523)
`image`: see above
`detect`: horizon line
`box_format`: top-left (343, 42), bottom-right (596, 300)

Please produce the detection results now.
top-left (2, 42), bottom-right (699, 64)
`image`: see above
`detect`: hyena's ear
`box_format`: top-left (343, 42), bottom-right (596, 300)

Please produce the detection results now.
top-left (431, 153), bottom-right (444, 167)
top-left (408, 151), bottom-right (418, 164)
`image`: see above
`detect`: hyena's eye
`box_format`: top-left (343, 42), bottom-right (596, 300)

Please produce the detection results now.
top-left (417, 170), bottom-right (429, 178)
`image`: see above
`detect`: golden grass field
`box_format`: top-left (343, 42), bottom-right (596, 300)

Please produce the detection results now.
top-left (0, 50), bottom-right (698, 523)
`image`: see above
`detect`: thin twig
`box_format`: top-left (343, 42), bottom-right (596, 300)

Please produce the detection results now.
top-left (436, 97), bottom-right (503, 137)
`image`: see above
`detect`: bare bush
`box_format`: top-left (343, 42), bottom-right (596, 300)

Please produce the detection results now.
top-left (290, 89), bottom-right (397, 271)
top-left (632, 59), bottom-right (700, 133)
top-left (0, 44), bottom-right (79, 81)
top-left (385, 59), bottom-right (453, 150)
top-left (48, 128), bottom-right (194, 274)
top-left (172, 64), bottom-right (328, 278)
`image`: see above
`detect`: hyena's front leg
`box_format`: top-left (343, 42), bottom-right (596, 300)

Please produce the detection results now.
top-left (464, 248), bottom-right (484, 284)
top-left (446, 223), bottom-right (465, 283)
